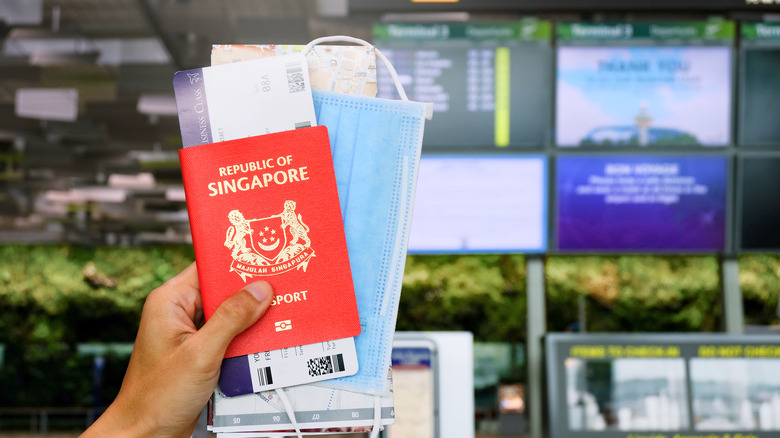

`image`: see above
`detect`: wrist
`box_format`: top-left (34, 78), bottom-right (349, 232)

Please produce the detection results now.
top-left (80, 396), bottom-right (155, 438)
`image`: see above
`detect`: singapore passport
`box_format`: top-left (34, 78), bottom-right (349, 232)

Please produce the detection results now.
top-left (179, 126), bottom-right (360, 358)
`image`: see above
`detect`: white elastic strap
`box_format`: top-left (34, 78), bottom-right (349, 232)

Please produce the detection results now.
top-left (369, 394), bottom-right (382, 438)
top-left (274, 388), bottom-right (303, 438)
top-left (301, 36), bottom-right (434, 120)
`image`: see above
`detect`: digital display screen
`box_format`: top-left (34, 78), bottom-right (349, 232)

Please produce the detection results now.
top-left (546, 334), bottom-right (780, 438)
top-left (407, 155), bottom-right (547, 253)
top-left (556, 46), bottom-right (732, 147)
top-left (374, 22), bottom-right (552, 150)
top-left (739, 157), bottom-right (780, 251)
top-left (556, 155), bottom-right (727, 252)
top-left (690, 358), bottom-right (780, 430)
top-left (565, 358), bottom-right (690, 431)
top-left (739, 50), bottom-right (780, 146)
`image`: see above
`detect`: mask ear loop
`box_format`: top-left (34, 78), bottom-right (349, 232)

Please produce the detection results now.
top-left (369, 394), bottom-right (383, 438)
top-left (274, 388), bottom-right (303, 438)
top-left (300, 35), bottom-right (433, 120)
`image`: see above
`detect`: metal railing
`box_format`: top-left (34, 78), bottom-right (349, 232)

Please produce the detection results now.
top-left (0, 407), bottom-right (103, 435)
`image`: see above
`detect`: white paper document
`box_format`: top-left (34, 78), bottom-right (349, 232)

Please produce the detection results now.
top-left (173, 53), bottom-right (316, 148)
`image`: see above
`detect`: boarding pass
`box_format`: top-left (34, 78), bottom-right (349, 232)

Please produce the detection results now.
top-left (173, 52), bottom-right (316, 148)
top-left (218, 337), bottom-right (358, 397)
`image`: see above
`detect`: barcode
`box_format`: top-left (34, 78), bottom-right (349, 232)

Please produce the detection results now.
top-left (286, 61), bottom-right (305, 93)
top-left (295, 121), bottom-right (312, 129)
top-left (257, 366), bottom-right (274, 387)
top-left (307, 353), bottom-right (345, 377)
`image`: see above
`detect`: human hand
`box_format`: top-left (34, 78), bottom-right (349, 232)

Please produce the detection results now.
top-left (81, 262), bottom-right (273, 438)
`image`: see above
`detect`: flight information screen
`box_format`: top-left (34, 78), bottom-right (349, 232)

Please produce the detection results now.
top-left (739, 23), bottom-right (780, 147)
top-left (374, 21), bottom-right (553, 151)
top-left (407, 155), bottom-right (547, 253)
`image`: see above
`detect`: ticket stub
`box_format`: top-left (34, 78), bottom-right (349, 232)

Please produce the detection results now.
top-left (173, 52), bottom-right (316, 148)
top-left (219, 338), bottom-right (359, 397)
top-left (210, 372), bottom-right (395, 433)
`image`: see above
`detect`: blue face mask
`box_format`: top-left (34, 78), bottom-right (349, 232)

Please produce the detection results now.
top-left (302, 36), bottom-right (432, 395)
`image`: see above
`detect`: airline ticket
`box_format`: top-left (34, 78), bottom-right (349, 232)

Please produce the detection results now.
top-left (173, 52), bottom-right (317, 148)
top-left (219, 337), bottom-right (358, 397)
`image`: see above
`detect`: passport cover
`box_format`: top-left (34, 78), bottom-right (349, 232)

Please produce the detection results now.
top-left (179, 126), bottom-right (360, 358)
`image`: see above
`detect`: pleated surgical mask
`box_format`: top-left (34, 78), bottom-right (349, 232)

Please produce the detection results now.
top-left (302, 36), bottom-right (432, 395)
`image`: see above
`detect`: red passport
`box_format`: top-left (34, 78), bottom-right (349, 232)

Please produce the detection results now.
top-left (179, 126), bottom-right (360, 358)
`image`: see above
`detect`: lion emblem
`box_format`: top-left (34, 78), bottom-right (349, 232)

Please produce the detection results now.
top-left (223, 201), bottom-right (314, 280)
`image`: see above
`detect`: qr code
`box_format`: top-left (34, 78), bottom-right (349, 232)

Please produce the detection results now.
top-left (286, 62), bottom-right (305, 93)
top-left (307, 356), bottom-right (335, 377)
top-left (306, 354), bottom-right (345, 377)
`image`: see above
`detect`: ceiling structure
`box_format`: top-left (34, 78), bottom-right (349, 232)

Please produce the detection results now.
top-left (0, 0), bottom-right (373, 244)
top-left (0, 0), bottom-right (365, 150)
top-left (0, 0), bottom-right (777, 244)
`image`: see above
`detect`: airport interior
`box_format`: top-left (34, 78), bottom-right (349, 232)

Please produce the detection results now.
top-left (1, 0), bottom-right (780, 437)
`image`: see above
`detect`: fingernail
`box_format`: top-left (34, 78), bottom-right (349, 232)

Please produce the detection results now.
top-left (244, 282), bottom-right (271, 302)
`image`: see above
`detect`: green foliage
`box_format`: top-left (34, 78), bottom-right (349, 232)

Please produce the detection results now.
top-left (578, 132), bottom-right (700, 146)
top-left (398, 253), bottom-right (778, 338)
top-left (0, 244), bottom-right (193, 407)
top-left (399, 253), bottom-right (750, 336)
top-left (739, 254), bottom-right (780, 325)
top-left (650, 132), bottom-right (700, 145)
top-left (546, 255), bottom-right (722, 332)
top-left (399, 254), bottom-right (527, 342)
top-left (0, 244), bottom-right (778, 409)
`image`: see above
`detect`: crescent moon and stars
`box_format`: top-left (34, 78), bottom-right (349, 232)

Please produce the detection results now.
top-left (256, 226), bottom-right (280, 251)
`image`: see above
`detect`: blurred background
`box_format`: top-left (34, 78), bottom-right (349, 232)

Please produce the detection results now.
top-left (1, 0), bottom-right (780, 437)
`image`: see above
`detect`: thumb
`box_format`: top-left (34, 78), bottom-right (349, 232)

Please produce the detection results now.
top-left (195, 281), bottom-right (274, 359)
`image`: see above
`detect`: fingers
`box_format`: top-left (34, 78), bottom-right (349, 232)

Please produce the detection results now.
top-left (166, 261), bottom-right (200, 291)
top-left (193, 281), bottom-right (274, 359)
top-left (141, 262), bottom-right (202, 324)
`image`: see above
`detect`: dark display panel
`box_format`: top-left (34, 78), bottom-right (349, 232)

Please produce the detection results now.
top-left (407, 155), bottom-right (547, 254)
top-left (556, 155), bottom-right (727, 252)
top-left (739, 49), bottom-right (780, 146)
top-left (546, 334), bottom-right (780, 438)
top-left (739, 157), bottom-right (780, 251)
top-left (739, 23), bottom-right (780, 147)
top-left (374, 22), bottom-right (552, 151)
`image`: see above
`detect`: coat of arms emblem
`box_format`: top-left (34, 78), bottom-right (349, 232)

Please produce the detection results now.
top-left (223, 200), bottom-right (315, 281)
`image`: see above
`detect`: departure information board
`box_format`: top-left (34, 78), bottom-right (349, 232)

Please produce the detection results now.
top-left (739, 23), bottom-right (780, 147)
top-left (374, 21), bottom-right (552, 151)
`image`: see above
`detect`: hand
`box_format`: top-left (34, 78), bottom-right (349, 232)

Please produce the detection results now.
top-left (81, 262), bottom-right (273, 438)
